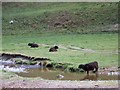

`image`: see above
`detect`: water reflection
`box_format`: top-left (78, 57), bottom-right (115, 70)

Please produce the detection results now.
top-left (16, 67), bottom-right (119, 81)
top-left (38, 67), bottom-right (49, 72)
top-left (81, 74), bottom-right (98, 81)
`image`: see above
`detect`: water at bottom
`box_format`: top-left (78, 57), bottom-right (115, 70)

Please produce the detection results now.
top-left (16, 67), bottom-right (119, 81)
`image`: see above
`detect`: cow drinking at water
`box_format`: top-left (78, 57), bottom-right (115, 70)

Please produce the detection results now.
top-left (78, 61), bottom-right (98, 75)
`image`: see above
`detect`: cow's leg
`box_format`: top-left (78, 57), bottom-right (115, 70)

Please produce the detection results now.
top-left (95, 67), bottom-right (98, 76)
top-left (95, 67), bottom-right (98, 72)
top-left (87, 71), bottom-right (89, 75)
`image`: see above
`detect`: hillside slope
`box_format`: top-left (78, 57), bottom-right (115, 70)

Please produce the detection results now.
top-left (2, 2), bottom-right (118, 35)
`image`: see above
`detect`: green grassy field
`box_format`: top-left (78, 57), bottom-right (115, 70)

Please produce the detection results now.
top-left (2, 2), bottom-right (118, 35)
top-left (2, 33), bottom-right (118, 67)
top-left (2, 2), bottom-right (118, 68)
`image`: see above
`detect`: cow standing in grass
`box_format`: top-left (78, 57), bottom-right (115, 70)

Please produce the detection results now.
top-left (78, 61), bottom-right (98, 75)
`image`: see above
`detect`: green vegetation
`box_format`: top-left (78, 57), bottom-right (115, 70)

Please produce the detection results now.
top-left (2, 2), bottom-right (118, 68)
top-left (15, 59), bottom-right (22, 64)
top-left (2, 33), bottom-right (118, 67)
top-left (2, 2), bottom-right (118, 35)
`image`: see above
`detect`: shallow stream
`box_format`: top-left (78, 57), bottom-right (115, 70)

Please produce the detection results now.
top-left (16, 67), bottom-right (119, 81)
top-left (1, 60), bottom-right (119, 81)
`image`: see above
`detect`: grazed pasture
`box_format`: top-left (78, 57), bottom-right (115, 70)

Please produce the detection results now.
top-left (2, 33), bottom-right (118, 68)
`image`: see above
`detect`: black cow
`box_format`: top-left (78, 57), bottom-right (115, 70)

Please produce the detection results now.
top-left (28, 43), bottom-right (39, 48)
top-left (49, 46), bottom-right (59, 52)
top-left (78, 61), bottom-right (98, 75)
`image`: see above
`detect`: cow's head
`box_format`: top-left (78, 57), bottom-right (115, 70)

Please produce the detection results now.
top-left (54, 46), bottom-right (59, 49)
top-left (78, 64), bottom-right (85, 69)
top-left (28, 43), bottom-right (33, 46)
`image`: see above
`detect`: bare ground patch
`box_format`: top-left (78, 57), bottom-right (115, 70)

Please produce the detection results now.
top-left (1, 75), bottom-right (119, 88)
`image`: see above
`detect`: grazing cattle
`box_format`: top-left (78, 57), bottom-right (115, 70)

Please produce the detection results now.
top-left (28, 43), bottom-right (39, 48)
top-left (78, 61), bottom-right (98, 75)
top-left (49, 46), bottom-right (59, 52)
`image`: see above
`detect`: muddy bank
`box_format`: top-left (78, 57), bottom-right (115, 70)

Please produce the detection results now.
top-left (0, 53), bottom-right (50, 61)
top-left (1, 79), bottom-right (119, 88)
top-left (0, 53), bottom-right (51, 67)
